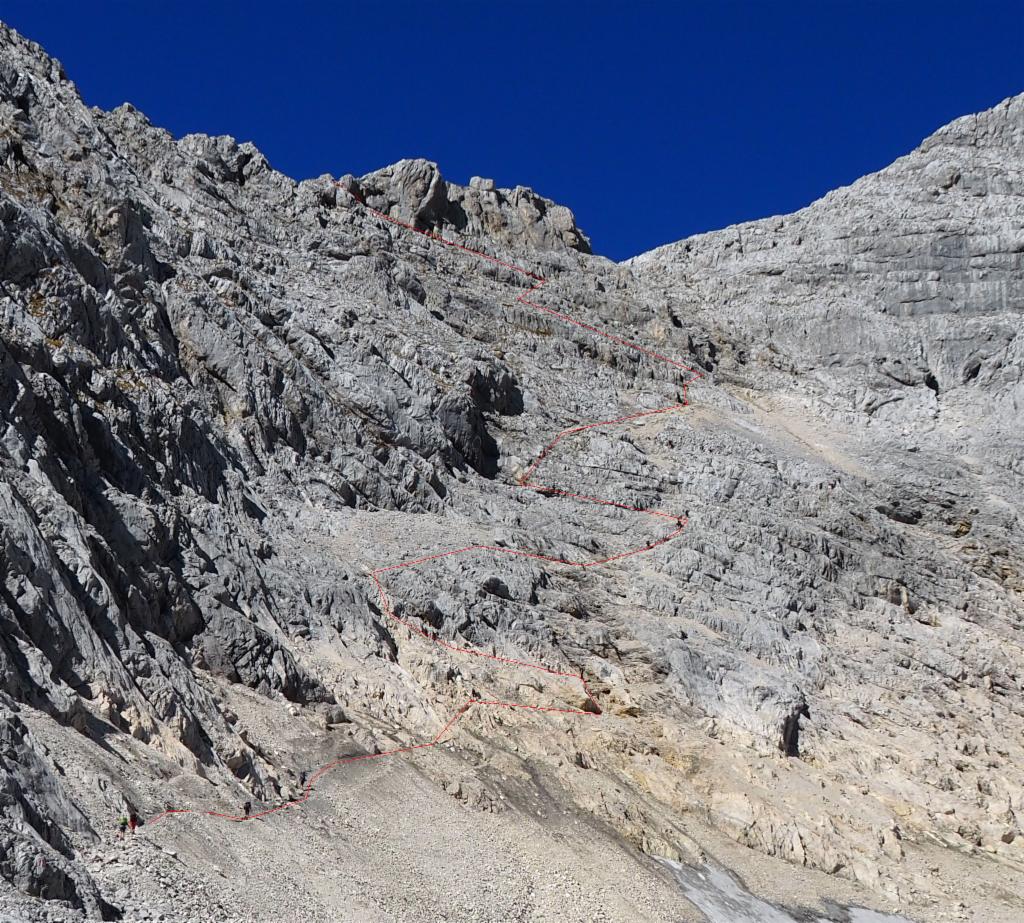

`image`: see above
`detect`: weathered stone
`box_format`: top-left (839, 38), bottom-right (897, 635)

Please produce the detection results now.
top-left (0, 19), bottom-right (1021, 922)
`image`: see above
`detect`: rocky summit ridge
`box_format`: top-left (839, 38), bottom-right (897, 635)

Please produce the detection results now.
top-left (0, 20), bottom-right (1022, 923)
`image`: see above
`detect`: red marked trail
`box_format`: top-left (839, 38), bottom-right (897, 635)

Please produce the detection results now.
top-left (150, 189), bottom-right (703, 826)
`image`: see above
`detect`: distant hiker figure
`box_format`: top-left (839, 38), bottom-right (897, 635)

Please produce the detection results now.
top-left (128, 812), bottom-right (139, 834)
top-left (242, 800), bottom-right (251, 818)
top-left (117, 816), bottom-right (128, 839)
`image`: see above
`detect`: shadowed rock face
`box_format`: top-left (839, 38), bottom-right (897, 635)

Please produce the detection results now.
top-left (0, 20), bottom-right (1021, 922)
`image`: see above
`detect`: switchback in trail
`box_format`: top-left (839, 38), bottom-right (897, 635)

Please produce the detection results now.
top-left (149, 186), bottom-right (703, 826)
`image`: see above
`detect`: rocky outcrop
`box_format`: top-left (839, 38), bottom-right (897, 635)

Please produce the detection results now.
top-left (355, 158), bottom-right (592, 253)
top-left (0, 709), bottom-right (114, 919)
top-left (0, 19), bottom-right (1021, 923)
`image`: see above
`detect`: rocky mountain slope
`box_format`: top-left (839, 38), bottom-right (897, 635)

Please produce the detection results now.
top-left (0, 21), bottom-right (1021, 923)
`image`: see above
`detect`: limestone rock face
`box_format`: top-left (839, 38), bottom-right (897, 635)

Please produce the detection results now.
top-left (0, 20), bottom-right (1021, 923)
top-left (357, 158), bottom-right (593, 253)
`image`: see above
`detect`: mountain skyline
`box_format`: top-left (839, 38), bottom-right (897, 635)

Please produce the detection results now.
top-left (2, 1), bottom-right (1021, 260)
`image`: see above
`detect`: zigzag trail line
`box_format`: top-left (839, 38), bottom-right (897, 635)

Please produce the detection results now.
top-left (149, 188), bottom-right (703, 827)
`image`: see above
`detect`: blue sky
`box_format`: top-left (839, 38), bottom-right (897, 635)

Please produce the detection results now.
top-left (3, 1), bottom-right (1021, 259)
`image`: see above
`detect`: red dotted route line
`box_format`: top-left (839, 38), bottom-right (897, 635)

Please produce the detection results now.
top-left (149, 186), bottom-right (703, 826)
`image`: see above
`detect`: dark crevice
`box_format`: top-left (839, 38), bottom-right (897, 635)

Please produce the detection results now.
top-left (781, 703), bottom-right (810, 757)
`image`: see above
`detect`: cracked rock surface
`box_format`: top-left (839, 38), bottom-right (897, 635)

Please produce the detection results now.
top-left (0, 21), bottom-right (1021, 923)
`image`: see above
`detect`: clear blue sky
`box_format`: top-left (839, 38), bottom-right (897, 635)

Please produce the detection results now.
top-left (3, 1), bottom-right (1021, 260)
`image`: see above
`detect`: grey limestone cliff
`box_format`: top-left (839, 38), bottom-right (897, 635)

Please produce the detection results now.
top-left (0, 20), bottom-right (1021, 923)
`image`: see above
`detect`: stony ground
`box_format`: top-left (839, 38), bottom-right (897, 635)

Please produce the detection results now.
top-left (2, 684), bottom-right (925, 923)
